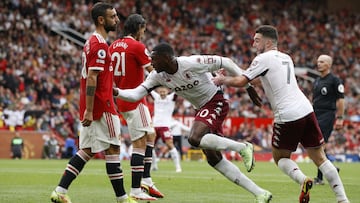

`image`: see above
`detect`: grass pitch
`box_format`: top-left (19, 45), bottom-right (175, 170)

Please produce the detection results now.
top-left (0, 159), bottom-right (358, 203)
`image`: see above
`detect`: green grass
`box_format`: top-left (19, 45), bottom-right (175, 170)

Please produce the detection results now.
top-left (0, 159), bottom-right (358, 203)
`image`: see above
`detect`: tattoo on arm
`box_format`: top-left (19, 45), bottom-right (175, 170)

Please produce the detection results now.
top-left (86, 86), bottom-right (96, 96)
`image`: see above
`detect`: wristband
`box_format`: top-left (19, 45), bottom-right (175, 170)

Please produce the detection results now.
top-left (336, 116), bottom-right (343, 119)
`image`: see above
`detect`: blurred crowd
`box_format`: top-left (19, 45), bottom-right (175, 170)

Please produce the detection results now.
top-left (0, 0), bottom-right (359, 158)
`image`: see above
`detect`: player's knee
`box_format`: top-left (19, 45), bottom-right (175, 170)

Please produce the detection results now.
top-left (106, 144), bottom-right (120, 155)
top-left (207, 154), bottom-right (222, 167)
top-left (187, 135), bottom-right (200, 147)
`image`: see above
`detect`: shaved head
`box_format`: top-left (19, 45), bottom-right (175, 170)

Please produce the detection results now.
top-left (317, 54), bottom-right (333, 76)
top-left (317, 55), bottom-right (333, 67)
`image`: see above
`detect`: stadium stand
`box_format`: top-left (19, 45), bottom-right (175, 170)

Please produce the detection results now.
top-left (0, 0), bottom-right (359, 160)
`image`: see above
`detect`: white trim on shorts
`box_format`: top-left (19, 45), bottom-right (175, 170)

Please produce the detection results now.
top-left (79, 112), bottom-right (121, 153)
top-left (121, 103), bottom-right (155, 141)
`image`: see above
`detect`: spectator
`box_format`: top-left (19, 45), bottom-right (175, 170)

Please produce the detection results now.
top-left (0, 0), bottom-right (358, 160)
top-left (11, 132), bottom-right (24, 159)
top-left (61, 136), bottom-right (77, 159)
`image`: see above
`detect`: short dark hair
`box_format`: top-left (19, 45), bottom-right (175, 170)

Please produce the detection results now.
top-left (91, 2), bottom-right (114, 26)
top-left (151, 42), bottom-right (175, 57)
top-left (255, 25), bottom-right (278, 43)
top-left (123, 14), bottom-right (146, 36)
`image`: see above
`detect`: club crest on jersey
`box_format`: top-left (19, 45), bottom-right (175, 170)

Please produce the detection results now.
top-left (251, 60), bottom-right (258, 67)
top-left (184, 71), bottom-right (192, 79)
top-left (164, 75), bottom-right (171, 82)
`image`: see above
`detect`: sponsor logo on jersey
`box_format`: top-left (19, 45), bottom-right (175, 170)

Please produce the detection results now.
top-left (321, 87), bottom-right (328, 95)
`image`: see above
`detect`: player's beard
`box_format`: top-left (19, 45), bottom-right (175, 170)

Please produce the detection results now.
top-left (257, 45), bottom-right (265, 55)
top-left (104, 22), bottom-right (116, 33)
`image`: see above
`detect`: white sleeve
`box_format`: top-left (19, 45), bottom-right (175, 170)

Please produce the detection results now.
top-left (179, 122), bottom-right (191, 133)
top-left (204, 56), bottom-right (243, 76)
top-left (220, 57), bottom-right (244, 76)
top-left (150, 90), bottom-right (159, 99)
top-left (114, 85), bottom-right (148, 102)
top-left (243, 55), bottom-right (268, 80)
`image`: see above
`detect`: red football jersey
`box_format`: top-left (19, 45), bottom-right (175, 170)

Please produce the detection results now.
top-left (79, 32), bottom-right (117, 120)
top-left (109, 36), bottom-right (151, 112)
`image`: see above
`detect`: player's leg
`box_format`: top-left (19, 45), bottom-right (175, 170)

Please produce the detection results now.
top-left (307, 147), bottom-right (349, 203)
top-left (159, 127), bottom-right (181, 172)
top-left (121, 108), bottom-right (156, 201)
top-left (164, 138), bottom-right (181, 172)
top-left (106, 144), bottom-right (136, 203)
top-left (189, 121), bottom-right (254, 172)
top-left (151, 130), bottom-right (160, 171)
top-left (101, 113), bottom-right (134, 202)
top-left (272, 116), bottom-right (314, 203)
top-left (141, 131), bottom-right (164, 198)
top-left (51, 122), bottom-right (95, 203)
top-left (314, 111), bottom-right (337, 185)
top-left (50, 148), bottom-right (93, 203)
top-left (273, 148), bottom-right (312, 203)
top-left (205, 149), bottom-right (272, 202)
top-left (172, 135), bottom-right (183, 160)
top-left (273, 148), bottom-right (308, 184)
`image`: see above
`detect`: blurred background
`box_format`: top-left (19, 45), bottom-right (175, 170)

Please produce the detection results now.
top-left (0, 0), bottom-right (359, 161)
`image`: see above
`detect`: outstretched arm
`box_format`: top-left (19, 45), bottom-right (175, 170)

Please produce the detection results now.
top-left (220, 57), bottom-right (244, 76)
top-left (213, 74), bottom-right (262, 107)
top-left (113, 85), bottom-right (148, 102)
top-left (213, 74), bottom-right (249, 88)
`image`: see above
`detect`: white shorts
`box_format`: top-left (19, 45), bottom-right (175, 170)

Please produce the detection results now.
top-left (79, 112), bottom-right (121, 153)
top-left (121, 103), bottom-right (155, 142)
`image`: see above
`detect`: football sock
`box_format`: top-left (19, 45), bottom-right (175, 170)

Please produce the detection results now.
top-left (199, 133), bottom-right (246, 152)
top-left (131, 149), bottom-right (145, 188)
top-left (105, 154), bottom-right (126, 197)
top-left (278, 158), bottom-right (306, 185)
top-left (57, 150), bottom-right (91, 192)
top-left (214, 157), bottom-right (265, 196)
top-left (169, 147), bottom-right (181, 170)
top-left (143, 143), bottom-right (154, 179)
top-left (319, 160), bottom-right (348, 202)
top-left (151, 149), bottom-right (158, 170)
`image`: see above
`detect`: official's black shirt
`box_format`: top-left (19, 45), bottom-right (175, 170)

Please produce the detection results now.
top-left (313, 73), bottom-right (344, 111)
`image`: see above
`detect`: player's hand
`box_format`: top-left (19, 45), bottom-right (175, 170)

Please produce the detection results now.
top-left (334, 118), bottom-right (344, 130)
top-left (113, 87), bottom-right (119, 97)
top-left (246, 85), bottom-right (262, 107)
top-left (212, 74), bottom-right (225, 86)
top-left (81, 110), bottom-right (93, 127)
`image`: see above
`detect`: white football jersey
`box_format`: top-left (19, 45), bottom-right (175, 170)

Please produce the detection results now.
top-left (243, 50), bottom-right (313, 122)
top-left (143, 55), bottom-right (223, 109)
top-left (151, 91), bottom-right (176, 127)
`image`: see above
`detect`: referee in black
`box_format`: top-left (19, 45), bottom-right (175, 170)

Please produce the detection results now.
top-left (312, 54), bottom-right (345, 185)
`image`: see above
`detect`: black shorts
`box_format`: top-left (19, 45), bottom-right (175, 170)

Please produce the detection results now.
top-left (315, 110), bottom-right (336, 142)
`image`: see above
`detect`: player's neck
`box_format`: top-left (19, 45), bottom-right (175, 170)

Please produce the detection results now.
top-left (95, 27), bottom-right (108, 40)
top-left (266, 46), bottom-right (277, 52)
top-left (166, 58), bottom-right (178, 74)
top-left (320, 70), bottom-right (330, 77)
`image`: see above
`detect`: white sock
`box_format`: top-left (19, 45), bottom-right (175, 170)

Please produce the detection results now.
top-left (319, 160), bottom-right (348, 202)
top-left (151, 149), bottom-right (158, 170)
top-left (278, 158), bottom-right (306, 185)
top-left (169, 148), bottom-right (181, 170)
top-left (117, 194), bottom-right (129, 201)
top-left (130, 188), bottom-right (141, 194)
top-left (55, 186), bottom-right (67, 194)
top-left (199, 133), bottom-right (246, 151)
top-left (141, 177), bottom-right (153, 185)
top-left (214, 157), bottom-right (264, 196)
